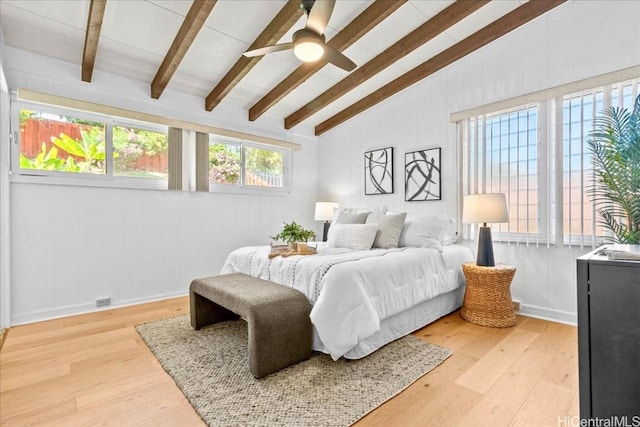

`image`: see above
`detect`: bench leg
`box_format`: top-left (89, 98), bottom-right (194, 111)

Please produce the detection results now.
top-left (190, 290), bottom-right (238, 330)
top-left (247, 307), bottom-right (312, 378)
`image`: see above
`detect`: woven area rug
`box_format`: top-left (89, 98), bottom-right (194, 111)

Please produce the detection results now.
top-left (136, 315), bottom-right (451, 427)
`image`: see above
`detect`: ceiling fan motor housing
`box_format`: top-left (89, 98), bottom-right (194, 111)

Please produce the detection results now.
top-left (293, 28), bottom-right (325, 45)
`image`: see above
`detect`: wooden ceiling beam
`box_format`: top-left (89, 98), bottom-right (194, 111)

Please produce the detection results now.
top-left (248, 0), bottom-right (406, 122)
top-left (315, 0), bottom-right (567, 136)
top-left (284, 0), bottom-right (490, 129)
top-left (151, 0), bottom-right (218, 99)
top-left (205, 0), bottom-right (303, 112)
top-left (81, 0), bottom-right (107, 82)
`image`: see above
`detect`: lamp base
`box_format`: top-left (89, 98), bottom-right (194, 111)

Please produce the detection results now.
top-left (322, 222), bottom-right (330, 242)
top-left (476, 226), bottom-right (495, 267)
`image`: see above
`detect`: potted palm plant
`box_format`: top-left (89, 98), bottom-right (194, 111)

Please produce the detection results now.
top-left (586, 94), bottom-right (640, 244)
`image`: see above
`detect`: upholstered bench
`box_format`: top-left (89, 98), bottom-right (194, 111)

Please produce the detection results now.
top-left (189, 273), bottom-right (312, 378)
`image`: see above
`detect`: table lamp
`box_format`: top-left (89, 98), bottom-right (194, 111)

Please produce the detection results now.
top-left (462, 193), bottom-right (509, 267)
top-left (314, 202), bottom-right (339, 242)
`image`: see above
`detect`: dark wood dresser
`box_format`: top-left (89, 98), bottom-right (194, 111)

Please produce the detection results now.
top-left (576, 245), bottom-right (640, 419)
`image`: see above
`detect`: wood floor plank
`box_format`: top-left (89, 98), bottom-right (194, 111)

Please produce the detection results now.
top-left (0, 359), bottom-right (71, 392)
top-left (0, 297), bottom-right (578, 427)
top-left (356, 352), bottom-right (480, 426)
top-left (510, 380), bottom-right (574, 426)
top-left (455, 323), bottom-right (516, 360)
top-left (0, 398), bottom-right (77, 427)
top-left (454, 329), bottom-right (540, 394)
top-left (566, 388), bottom-right (580, 419)
top-left (457, 349), bottom-right (554, 426)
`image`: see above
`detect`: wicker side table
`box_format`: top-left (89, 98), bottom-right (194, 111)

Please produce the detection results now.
top-left (461, 262), bottom-right (517, 327)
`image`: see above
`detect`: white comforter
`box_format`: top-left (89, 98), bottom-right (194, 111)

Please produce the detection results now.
top-left (221, 244), bottom-right (472, 360)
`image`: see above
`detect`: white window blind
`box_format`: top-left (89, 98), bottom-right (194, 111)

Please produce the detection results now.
top-left (461, 77), bottom-right (639, 248)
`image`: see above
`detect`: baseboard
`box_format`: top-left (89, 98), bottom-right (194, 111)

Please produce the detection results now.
top-left (518, 304), bottom-right (577, 326)
top-left (0, 327), bottom-right (8, 351)
top-left (10, 290), bottom-right (189, 326)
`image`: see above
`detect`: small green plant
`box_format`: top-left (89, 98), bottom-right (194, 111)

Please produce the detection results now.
top-left (271, 221), bottom-right (316, 244)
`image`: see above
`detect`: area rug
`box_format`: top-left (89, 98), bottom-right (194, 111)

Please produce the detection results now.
top-left (136, 315), bottom-right (452, 427)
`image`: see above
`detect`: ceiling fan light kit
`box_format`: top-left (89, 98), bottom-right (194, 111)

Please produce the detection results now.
top-left (293, 29), bottom-right (325, 62)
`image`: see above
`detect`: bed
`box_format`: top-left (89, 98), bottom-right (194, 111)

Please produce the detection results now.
top-left (220, 242), bottom-right (473, 360)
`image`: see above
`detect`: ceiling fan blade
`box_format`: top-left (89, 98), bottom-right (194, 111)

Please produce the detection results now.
top-left (324, 46), bottom-right (356, 72)
top-left (243, 42), bottom-right (293, 58)
top-left (305, 0), bottom-right (335, 35)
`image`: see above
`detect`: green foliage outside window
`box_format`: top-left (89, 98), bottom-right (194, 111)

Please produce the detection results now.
top-left (20, 130), bottom-right (108, 174)
top-left (112, 126), bottom-right (168, 177)
top-left (209, 143), bottom-right (241, 184)
top-left (19, 110), bottom-right (168, 178)
top-left (208, 142), bottom-right (284, 186)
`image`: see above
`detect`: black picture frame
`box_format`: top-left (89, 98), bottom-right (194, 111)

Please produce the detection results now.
top-left (364, 147), bottom-right (394, 195)
top-left (405, 147), bottom-right (441, 201)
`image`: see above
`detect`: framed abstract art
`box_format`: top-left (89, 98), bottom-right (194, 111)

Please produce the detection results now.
top-left (364, 147), bottom-right (394, 195)
top-left (404, 147), bottom-right (441, 201)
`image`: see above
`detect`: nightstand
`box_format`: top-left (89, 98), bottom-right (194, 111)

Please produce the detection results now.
top-left (461, 262), bottom-right (517, 327)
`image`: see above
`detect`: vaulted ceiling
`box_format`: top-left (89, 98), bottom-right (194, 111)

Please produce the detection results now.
top-left (0, 0), bottom-right (566, 136)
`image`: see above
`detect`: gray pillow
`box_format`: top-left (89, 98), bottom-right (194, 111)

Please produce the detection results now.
top-left (334, 211), bottom-right (370, 224)
top-left (366, 212), bottom-right (407, 249)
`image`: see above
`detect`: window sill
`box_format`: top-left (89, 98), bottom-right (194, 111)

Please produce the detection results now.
top-left (207, 183), bottom-right (291, 197)
top-left (10, 172), bottom-right (168, 191)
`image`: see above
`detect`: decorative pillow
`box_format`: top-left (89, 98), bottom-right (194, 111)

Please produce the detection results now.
top-left (327, 223), bottom-right (378, 250)
top-left (366, 212), bottom-right (407, 249)
top-left (334, 206), bottom-right (388, 216)
top-left (327, 211), bottom-right (370, 241)
top-left (399, 214), bottom-right (458, 247)
top-left (334, 211), bottom-right (370, 224)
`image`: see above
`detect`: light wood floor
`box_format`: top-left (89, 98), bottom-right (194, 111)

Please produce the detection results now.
top-left (0, 297), bottom-right (578, 426)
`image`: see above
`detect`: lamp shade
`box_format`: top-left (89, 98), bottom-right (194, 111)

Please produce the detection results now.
top-left (462, 193), bottom-right (509, 224)
top-left (314, 202), bottom-right (339, 221)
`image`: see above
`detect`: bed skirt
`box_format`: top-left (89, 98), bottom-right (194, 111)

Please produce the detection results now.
top-left (313, 285), bottom-right (465, 359)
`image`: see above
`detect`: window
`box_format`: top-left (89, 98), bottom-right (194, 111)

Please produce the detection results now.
top-left (19, 110), bottom-right (106, 174)
top-left (464, 105), bottom-right (542, 243)
top-left (14, 102), bottom-right (168, 183)
top-left (461, 77), bottom-right (639, 247)
top-left (209, 141), bottom-right (241, 185)
top-left (113, 124), bottom-right (168, 179)
top-left (12, 95), bottom-right (293, 194)
top-left (208, 136), bottom-right (286, 190)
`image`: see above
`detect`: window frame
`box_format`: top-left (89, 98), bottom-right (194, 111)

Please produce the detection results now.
top-left (206, 134), bottom-right (291, 195)
top-left (463, 102), bottom-right (551, 245)
top-left (461, 77), bottom-right (640, 248)
top-left (10, 99), bottom-right (169, 190)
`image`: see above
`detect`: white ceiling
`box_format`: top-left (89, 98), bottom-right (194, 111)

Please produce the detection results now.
top-left (0, 0), bottom-right (526, 129)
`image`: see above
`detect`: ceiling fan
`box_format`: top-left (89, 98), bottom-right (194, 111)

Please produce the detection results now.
top-left (243, 0), bottom-right (356, 72)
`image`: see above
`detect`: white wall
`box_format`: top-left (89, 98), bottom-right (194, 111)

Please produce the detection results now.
top-left (317, 0), bottom-right (640, 324)
top-left (0, 24), bottom-right (11, 329)
top-left (4, 48), bottom-right (319, 325)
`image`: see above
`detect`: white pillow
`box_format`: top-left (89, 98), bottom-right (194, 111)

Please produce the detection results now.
top-left (399, 214), bottom-right (458, 247)
top-left (327, 223), bottom-right (378, 250)
top-left (327, 211), bottom-right (370, 241)
top-left (366, 212), bottom-right (407, 249)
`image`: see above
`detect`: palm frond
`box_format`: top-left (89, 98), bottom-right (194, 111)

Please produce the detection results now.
top-left (586, 94), bottom-right (640, 244)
